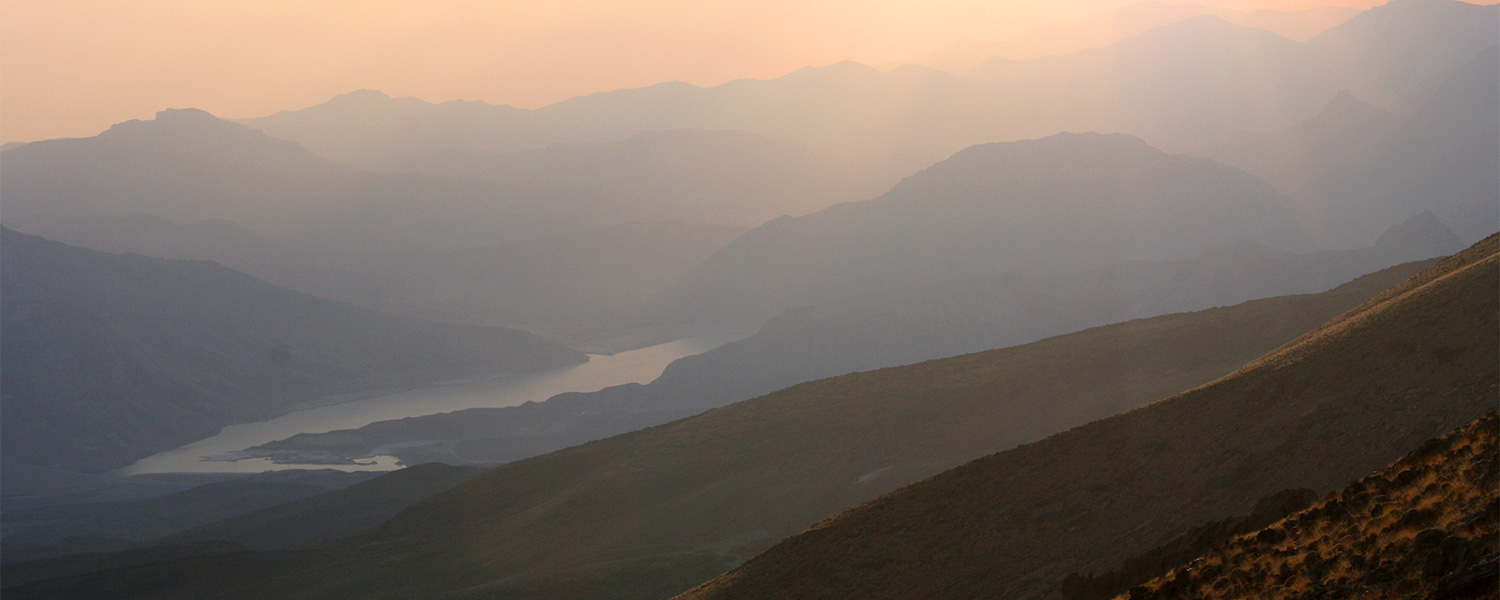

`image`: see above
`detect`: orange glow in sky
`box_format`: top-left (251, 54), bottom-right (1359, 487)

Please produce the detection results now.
top-left (0, 0), bottom-right (1418, 143)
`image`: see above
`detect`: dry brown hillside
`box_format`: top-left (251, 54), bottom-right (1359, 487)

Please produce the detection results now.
top-left (679, 235), bottom-right (1499, 600)
top-left (1125, 412), bottom-right (1498, 600)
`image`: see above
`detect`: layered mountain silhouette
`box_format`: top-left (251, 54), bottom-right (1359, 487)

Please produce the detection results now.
top-left (0, 109), bottom-right (531, 251)
top-left (0, 109), bottom-right (858, 250)
top-left (1308, 46), bottom-right (1499, 245)
top-left (401, 129), bottom-right (897, 229)
top-left (883, 2), bottom-right (1358, 72)
top-left (1203, 45), bottom-right (1498, 246)
top-left (3, 247), bottom-right (1464, 600)
top-left (8, 215), bottom-right (747, 344)
top-left (244, 212), bottom-right (1461, 470)
top-left (662, 132), bottom-right (1312, 324)
top-left (1196, 89), bottom-right (1397, 203)
top-left (678, 235), bottom-right (1498, 600)
top-left (0, 229), bottom-right (584, 472)
top-left (234, 0), bottom-right (1496, 168)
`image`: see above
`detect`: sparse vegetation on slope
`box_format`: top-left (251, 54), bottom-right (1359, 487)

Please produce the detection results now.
top-left (1125, 412), bottom-right (1498, 600)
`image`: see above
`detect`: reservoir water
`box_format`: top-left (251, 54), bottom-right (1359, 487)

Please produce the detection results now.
top-left (120, 335), bottom-right (737, 475)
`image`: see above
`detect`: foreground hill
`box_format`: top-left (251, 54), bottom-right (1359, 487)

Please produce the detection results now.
top-left (1126, 412), bottom-right (1497, 600)
top-left (2, 464), bottom-right (484, 588)
top-left (1, 251), bottom-right (1453, 599)
top-left (0, 229), bottom-right (584, 472)
top-left (679, 235), bottom-right (1498, 600)
top-left (663, 132), bottom-right (1311, 323)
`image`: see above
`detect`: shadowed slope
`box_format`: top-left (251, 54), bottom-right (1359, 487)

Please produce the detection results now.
top-left (680, 235), bottom-right (1498, 600)
top-left (0, 229), bottom-right (584, 472)
top-left (2, 254), bottom-right (1448, 600)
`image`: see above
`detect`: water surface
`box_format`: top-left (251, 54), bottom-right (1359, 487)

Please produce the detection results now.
top-left (120, 335), bottom-right (736, 474)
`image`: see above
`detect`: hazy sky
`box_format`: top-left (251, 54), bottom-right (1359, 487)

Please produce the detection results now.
top-left (2, 0), bottom-right (1399, 143)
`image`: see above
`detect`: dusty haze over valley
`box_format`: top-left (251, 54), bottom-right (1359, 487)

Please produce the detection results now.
top-left (0, 1), bottom-right (1496, 599)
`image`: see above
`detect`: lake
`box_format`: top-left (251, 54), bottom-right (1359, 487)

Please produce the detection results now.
top-left (119, 335), bottom-right (738, 475)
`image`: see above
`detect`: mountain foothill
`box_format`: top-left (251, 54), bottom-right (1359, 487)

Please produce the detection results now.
top-left (0, 1), bottom-right (1495, 599)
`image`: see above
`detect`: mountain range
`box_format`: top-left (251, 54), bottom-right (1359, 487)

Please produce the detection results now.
top-left (0, 228), bottom-right (583, 472)
top-left (883, 2), bottom-right (1360, 72)
top-left (234, 0), bottom-right (1497, 168)
top-left (5, 239), bottom-right (1477, 599)
top-left (661, 131), bottom-right (1313, 324)
top-left (238, 210), bottom-right (1461, 470)
top-left (1200, 45), bottom-right (1498, 246)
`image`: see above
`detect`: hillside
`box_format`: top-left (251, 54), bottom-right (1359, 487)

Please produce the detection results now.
top-left (662, 132), bottom-right (1312, 323)
top-left (157, 462), bottom-right (483, 551)
top-left (0, 252), bottom-right (1455, 600)
top-left (0, 229), bottom-right (584, 472)
top-left (678, 235), bottom-right (1498, 600)
top-left (243, 214), bottom-right (1458, 469)
top-left (1124, 412), bottom-right (1498, 600)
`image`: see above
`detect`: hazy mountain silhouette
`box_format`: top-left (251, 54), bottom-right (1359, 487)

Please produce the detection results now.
top-left (242, 213), bottom-right (1458, 470)
top-left (0, 110), bottom-right (791, 253)
top-left (883, 2), bottom-right (1357, 72)
top-left (1301, 0), bottom-right (1499, 114)
top-left (234, 0), bottom-right (1494, 170)
top-left (1201, 45), bottom-right (1498, 247)
top-left (662, 132), bottom-right (1311, 324)
top-left (0, 250), bottom-right (1452, 600)
top-left (4, 214), bottom-right (746, 347)
top-left (1308, 46), bottom-right (1499, 246)
top-left (0, 228), bottom-right (584, 472)
top-left (967, 15), bottom-right (1308, 149)
top-left (1196, 89), bottom-right (1397, 201)
top-left (403, 129), bottom-right (897, 228)
top-left (679, 235), bottom-right (1497, 600)
top-left (0, 109), bottom-right (545, 250)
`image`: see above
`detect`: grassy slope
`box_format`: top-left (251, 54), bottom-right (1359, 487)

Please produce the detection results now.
top-left (1125, 412), bottom-right (1498, 600)
top-left (680, 235), bottom-right (1499, 600)
top-left (0, 251), bottom-right (1444, 599)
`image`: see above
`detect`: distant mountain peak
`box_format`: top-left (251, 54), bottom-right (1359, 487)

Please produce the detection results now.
top-left (1311, 89), bottom-right (1393, 124)
top-left (1373, 210), bottom-right (1464, 255)
top-left (336, 88), bottom-right (392, 101)
top-left (153, 107), bottom-right (221, 122)
top-left (100, 108), bottom-right (256, 141)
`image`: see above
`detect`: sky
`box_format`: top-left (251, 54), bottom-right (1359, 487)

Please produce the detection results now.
top-left (0, 0), bottom-right (1402, 144)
